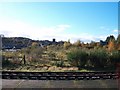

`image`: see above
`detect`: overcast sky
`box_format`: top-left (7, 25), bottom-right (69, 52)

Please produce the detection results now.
top-left (0, 2), bottom-right (118, 43)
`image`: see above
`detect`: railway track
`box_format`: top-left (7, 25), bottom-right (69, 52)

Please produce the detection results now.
top-left (1, 71), bottom-right (119, 80)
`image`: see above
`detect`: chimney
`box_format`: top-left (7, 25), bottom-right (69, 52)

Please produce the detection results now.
top-left (53, 38), bottom-right (56, 42)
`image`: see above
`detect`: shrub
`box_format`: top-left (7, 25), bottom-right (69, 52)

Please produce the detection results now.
top-left (109, 51), bottom-right (120, 66)
top-left (54, 61), bottom-right (64, 67)
top-left (56, 51), bottom-right (67, 61)
top-left (89, 49), bottom-right (108, 68)
top-left (2, 55), bottom-right (12, 67)
top-left (67, 49), bottom-right (88, 68)
top-left (48, 51), bottom-right (56, 60)
top-left (2, 59), bottom-right (11, 67)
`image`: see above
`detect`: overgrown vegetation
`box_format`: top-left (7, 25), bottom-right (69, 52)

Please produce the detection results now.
top-left (2, 35), bottom-right (120, 72)
top-left (67, 48), bottom-right (88, 68)
top-left (89, 49), bottom-right (109, 68)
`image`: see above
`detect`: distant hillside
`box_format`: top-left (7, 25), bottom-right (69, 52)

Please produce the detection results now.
top-left (2, 37), bottom-right (33, 49)
top-left (2, 37), bottom-right (64, 49)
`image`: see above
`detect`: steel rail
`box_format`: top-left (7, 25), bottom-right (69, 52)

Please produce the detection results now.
top-left (1, 71), bottom-right (119, 80)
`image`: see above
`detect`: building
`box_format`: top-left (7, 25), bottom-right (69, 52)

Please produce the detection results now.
top-left (100, 40), bottom-right (107, 46)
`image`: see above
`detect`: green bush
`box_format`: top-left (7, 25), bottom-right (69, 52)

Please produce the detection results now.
top-left (89, 49), bottom-right (108, 68)
top-left (54, 61), bottom-right (64, 67)
top-left (2, 55), bottom-right (12, 67)
top-left (67, 49), bottom-right (88, 68)
top-left (109, 51), bottom-right (120, 66)
top-left (2, 60), bottom-right (11, 67)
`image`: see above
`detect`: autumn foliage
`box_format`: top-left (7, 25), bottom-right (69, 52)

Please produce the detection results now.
top-left (108, 41), bottom-right (115, 52)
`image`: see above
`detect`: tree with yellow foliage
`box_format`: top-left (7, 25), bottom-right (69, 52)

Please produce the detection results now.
top-left (31, 42), bottom-right (39, 48)
top-left (116, 35), bottom-right (120, 50)
top-left (73, 40), bottom-right (81, 47)
top-left (63, 39), bottom-right (71, 49)
top-left (108, 40), bottom-right (115, 52)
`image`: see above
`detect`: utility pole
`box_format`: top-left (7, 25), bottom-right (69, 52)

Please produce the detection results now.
top-left (0, 35), bottom-right (2, 70)
top-left (23, 54), bottom-right (26, 65)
